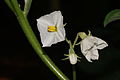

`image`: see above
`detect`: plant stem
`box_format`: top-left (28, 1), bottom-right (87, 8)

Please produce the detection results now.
top-left (24, 0), bottom-right (32, 16)
top-left (73, 33), bottom-right (79, 48)
top-left (5, 0), bottom-right (69, 80)
top-left (4, 0), bottom-right (16, 13)
top-left (72, 65), bottom-right (76, 80)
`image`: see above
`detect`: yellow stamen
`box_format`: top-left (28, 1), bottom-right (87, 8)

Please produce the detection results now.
top-left (48, 26), bottom-right (57, 32)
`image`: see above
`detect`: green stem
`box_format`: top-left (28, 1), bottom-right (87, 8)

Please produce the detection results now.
top-left (5, 0), bottom-right (69, 80)
top-left (72, 65), bottom-right (76, 80)
top-left (24, 0), bottom-right (32, 16)
top-left (73, 33), bottom-right (79, 48)
top-left (4, 0), bottom-right (16, 13)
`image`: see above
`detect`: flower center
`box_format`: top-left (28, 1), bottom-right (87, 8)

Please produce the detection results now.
top-left (48, 26), bottom-right (57, 32)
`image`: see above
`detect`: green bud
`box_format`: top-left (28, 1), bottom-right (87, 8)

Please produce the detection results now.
top-left (78, 32), bottom-right (87, 39)
top-left (78, 30), bottom-right (92, 39)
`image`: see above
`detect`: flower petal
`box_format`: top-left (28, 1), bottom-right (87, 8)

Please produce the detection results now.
top-left (90, 49), bottom-right (99, 60)
top-left (54, 11), bottom-right (65, 42)
top-left (80, 36), bottom-right (95, 54)
top-left (42, 33), bottom-right (55, 47)
top-left (94, 37), bottom-right (108, 49)
top-left (85, 49), bottom-right (99, 62)
top-left (53, 11), bottom-right (63, 27)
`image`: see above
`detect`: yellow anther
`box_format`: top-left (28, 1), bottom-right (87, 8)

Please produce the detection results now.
top-left (48, 26), bottom-right (57, 32)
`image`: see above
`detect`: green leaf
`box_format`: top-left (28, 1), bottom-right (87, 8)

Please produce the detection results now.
top-left (104, 9), bottom-right (120, 27)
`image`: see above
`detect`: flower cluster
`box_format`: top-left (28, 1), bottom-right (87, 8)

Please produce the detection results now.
top-left (37, 11), bottom-right (108, 65)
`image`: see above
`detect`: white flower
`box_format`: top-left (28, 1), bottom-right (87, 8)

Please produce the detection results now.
top-left (37, 11), bottom-right (65, 47)
top-left (80, 36), bottom-right (108, 62)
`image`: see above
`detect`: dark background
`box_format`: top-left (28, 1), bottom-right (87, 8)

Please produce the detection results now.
top-left (0, 0), bottom-right (120, 80)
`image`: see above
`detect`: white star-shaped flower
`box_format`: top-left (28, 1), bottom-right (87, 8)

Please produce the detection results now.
top-left (37, 11), bottom-right (65, 47)
top-left (80, 36), bottom-right (108, 62)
